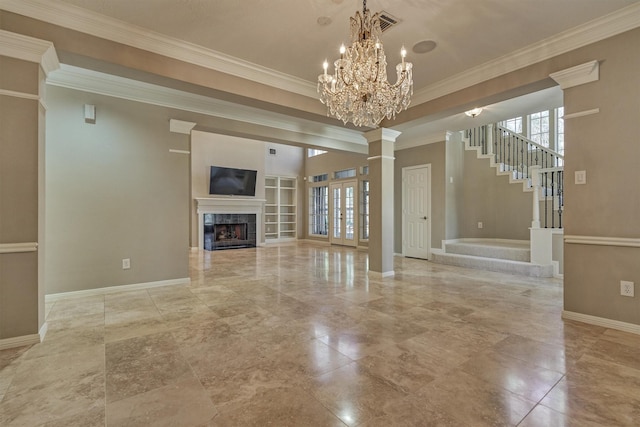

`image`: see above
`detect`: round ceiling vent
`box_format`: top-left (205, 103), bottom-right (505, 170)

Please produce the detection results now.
top-left (317, 16), bottom-right (332, 26)
top-left (412, 40), bottom-right (437, 54)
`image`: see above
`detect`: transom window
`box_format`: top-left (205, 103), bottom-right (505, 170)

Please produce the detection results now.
top-left (334, 168), bottom-right (357, 179)
top-left (308, 148), bottom-right (327, 157)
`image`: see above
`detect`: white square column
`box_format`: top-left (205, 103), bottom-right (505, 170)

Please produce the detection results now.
top-left (365, 128), bottom-right (401, 278)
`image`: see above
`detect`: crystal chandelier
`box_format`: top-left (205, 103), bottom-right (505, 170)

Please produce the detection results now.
top-left (318, 0), bottom-right (413, 128)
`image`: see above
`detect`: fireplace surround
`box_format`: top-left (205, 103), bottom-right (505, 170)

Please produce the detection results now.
top-left (196, 198), bottom-right (265, 251)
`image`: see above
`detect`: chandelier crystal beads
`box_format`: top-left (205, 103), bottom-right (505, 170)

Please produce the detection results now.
top-left (318, 0), bottom-right (413, 128)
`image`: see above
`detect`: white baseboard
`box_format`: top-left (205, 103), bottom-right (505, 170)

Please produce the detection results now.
top-left (45, 277), bottom-right (191, 302)
top-left (368, 270), bottom-right (395, 279)
top-left (0, 333), bottom-right (41, 350)
top-left (301, 239), bottom-right (330, 246)
top-left (562, 310), bottom-right (640, 336)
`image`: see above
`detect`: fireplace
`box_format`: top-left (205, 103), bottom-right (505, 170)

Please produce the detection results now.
top-left (196, 197), bottom-right (265, 251)
top-left (204, 213), bottom-right (256, 250)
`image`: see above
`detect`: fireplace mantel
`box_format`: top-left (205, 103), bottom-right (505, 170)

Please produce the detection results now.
top-left (195, 197), bottom-right (266, 250)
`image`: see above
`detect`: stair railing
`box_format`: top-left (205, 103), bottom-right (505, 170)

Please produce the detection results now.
top-left (465, 125), bottom-right (564, 179)
top-left (531, 166), bottom-right (564, 229)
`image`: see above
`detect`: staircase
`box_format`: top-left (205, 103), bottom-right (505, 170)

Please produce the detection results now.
top-left (432, 239), bottom-right (554, 277)
top-left (433, 124), bottom-right (564, 277)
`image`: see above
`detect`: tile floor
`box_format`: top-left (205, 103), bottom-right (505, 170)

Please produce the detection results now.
top-left (1, 242), bottom-right (639, 426)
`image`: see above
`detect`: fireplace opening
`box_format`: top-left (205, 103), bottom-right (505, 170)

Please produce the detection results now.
top-left (204, 213), bottom-right (256, 251)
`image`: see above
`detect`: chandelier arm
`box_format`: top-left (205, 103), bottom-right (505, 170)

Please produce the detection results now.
top-left (390, 70), bottom-right (408, 88)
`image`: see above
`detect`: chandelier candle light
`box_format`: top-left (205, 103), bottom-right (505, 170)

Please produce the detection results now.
top-left (318, 0), bottom-right (413, 128)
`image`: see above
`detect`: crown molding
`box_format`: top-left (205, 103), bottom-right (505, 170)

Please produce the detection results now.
top-left (47, 64), bottom-right (364, 147)
top-left (364, 128), bottom-right (402, 143)
top-left (549, 60), bottom-right (599, 89)
top-left (394, 131), bottom-right (447, 151)
top-left (169, 119), bottom-right (196, 135)
top-left (0, 29), bottom-right (59, 74)
top-left (0, 0), bottom-right (316, 98)
top-left (5, 0), bottom-right (638, 114)
top-left (412, 2), bottom-right (640, 106)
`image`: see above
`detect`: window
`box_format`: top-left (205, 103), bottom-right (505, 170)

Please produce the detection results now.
top-left (360, 180), bottom-right (369, 240)
top-left (334, 168), bottom-right (357, 179)
top-left (501, 117), bottom-right (522, 134)
top-left (361, 166), bottom-right (369, 175)
top-left (529, 110), bottom-right (550, 147)
top-left (310, 174), bottom-right (328, 183)
top-left (556, 107), bottom-right (564, 155)
top-left (308, 148), bottom-right (327, 157)
top-left (309, 185), bottom-right (328, 236)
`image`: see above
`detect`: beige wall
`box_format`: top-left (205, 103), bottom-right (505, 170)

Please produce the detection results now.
top-left (45, 86), bottom-right (190, 294)
top-left (563, 28), bottom-right (640, 324)
top-left (394, 142), bottom-right (446, 253)
top-left (457, 148), bottom-right (532, 240)
top-left (0, 57), bottom-right (41, 339)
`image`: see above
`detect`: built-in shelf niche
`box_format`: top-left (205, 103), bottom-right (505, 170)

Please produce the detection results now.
top-left (265, 176), bottom-right (297, 241)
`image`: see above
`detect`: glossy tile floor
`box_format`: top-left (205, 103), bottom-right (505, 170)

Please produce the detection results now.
top-left (1, 242), bottom-right (640, 426)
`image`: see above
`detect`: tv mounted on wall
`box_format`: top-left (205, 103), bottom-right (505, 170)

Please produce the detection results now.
top-left (208, 166), bottom-right (257, 196)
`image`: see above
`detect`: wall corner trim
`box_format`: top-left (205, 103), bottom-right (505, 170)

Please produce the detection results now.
top-left (563, 311), bottom-right (640, 336)
top-left (0, 242), bottom-right (38, 254)
top-left (0, 29), bottom-right (59, 75)
top-left (169, 119), bottom-right (196, 134)
top-left (550, 60), bottom-right (599, 89)
top-left (562, 108), bottom-right (600, 120)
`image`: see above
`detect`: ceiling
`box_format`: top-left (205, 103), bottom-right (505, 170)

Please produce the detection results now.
top-left (4, 0), bottom-right (639, 147)
top-left (54, 0), bottom-right (638, 91)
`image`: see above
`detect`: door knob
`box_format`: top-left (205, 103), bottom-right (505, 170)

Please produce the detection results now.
top-left (422, 216), bottom-right (427, 220)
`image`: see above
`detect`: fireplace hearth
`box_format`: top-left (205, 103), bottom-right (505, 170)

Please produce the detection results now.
top-left (204, 213), bottom-right (256, 250)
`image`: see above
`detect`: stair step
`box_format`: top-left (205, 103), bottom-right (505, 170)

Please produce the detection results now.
top-left (431, 252), bottom-right (553, 278)
top-left (445, 241), bottom-right (530, 262)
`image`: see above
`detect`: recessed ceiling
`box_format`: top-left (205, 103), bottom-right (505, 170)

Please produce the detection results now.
top-left (55, 0), bottom-right (639, 92)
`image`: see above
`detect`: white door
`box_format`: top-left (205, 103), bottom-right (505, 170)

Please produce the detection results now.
top-left (403, 165), bottom-right (431, 259)
top-left (330, 180), bottom-right (357, 247)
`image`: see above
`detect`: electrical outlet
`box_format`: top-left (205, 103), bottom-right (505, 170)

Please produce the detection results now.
top-left (477, 222), bottom-right (483, 229)
top-left (122, 258), bottom-right (131, 270)
top-left (620, 280), bottom-right (634, 297)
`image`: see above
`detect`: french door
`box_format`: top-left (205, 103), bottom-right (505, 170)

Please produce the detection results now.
top-left (329, 180), bottom-right (357, 247)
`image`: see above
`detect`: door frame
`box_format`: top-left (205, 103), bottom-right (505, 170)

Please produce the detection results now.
top-left (402, 164), bottom-right (432, 259)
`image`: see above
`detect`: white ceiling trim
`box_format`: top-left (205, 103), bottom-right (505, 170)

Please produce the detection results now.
top-left (412, 2), bottom-right (640, 106)
top-left (46, 64), bottom-right (365, 147)
top-left (0, 0), bottom-right (317, 98)
top-left (0, 29), bottom-right (59, 74)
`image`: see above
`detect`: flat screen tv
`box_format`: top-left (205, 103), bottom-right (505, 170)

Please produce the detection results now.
top-left (208, 166), bottom-right (257, 196)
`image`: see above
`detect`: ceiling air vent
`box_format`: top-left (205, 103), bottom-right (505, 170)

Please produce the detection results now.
top-left (378, 11), bottom-right (399, 32)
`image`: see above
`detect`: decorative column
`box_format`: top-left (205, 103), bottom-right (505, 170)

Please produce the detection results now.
top-left (365, 128), bottom-right (401, 278)
top-left (0, 31), bottom-right (59, 349)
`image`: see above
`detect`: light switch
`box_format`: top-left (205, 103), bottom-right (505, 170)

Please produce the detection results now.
top-left (575, 170), bottom-right (586, 185)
